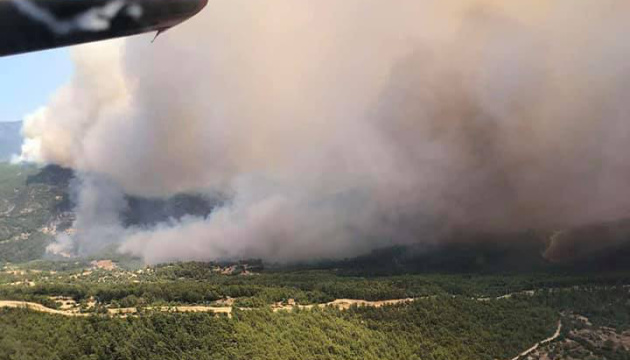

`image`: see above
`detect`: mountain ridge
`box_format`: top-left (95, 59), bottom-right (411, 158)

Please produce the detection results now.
top-left (0, 121), bottom-right (22, 162)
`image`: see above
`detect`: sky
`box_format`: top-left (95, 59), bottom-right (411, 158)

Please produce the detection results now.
top-left (0, 48), bottom-right (72, 122)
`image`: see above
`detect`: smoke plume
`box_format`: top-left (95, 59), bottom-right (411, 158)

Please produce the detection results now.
top-left (46, 174), bottom-right (128, 257)
top-left (21, 0), bottom-right (630, 263)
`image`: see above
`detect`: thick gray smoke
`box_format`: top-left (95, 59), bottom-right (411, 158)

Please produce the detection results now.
top-left (22, 0), bottom-right (630, 263)
top-left (47, 174), bottom-right (128, 257)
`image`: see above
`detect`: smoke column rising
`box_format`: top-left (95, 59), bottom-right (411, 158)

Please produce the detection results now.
top-left (21, 0), bottom-right (630, 263)
top-left (47, 174), bottom-right (128, 257)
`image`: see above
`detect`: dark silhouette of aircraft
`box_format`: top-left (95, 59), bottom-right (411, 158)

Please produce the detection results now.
top-left (0, 0), bottom-right (208, 57)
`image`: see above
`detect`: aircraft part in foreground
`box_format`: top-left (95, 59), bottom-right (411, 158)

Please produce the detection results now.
top-left (0, 0), bottom-right (208, 56)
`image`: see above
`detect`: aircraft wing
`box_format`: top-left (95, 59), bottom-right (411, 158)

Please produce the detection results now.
top-left (0, 0), bottom-right (208, 57)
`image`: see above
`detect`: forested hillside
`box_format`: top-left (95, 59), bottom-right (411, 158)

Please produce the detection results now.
top-left (0, 295), bottom-right (559, 360)
top-left (0, 164), bottom-right (628, 359)
top-left (0, 163), bottom-right (66, 262)
top-left (0, 164), bottom-right (217, 262)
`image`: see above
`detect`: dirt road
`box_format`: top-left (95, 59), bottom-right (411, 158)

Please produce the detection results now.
top-left (0, 292), bottom-right (562, 319)
top-left (0, 298), bottom-right (418, 318)
top-left (0, 301), bottom-right (89, 317)
top-left (509, 320), bottom-right (562, 360)
top-left (271, 298), bottom-right (416, 312)
top-left (109, 305), bottom-right (233, 316)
